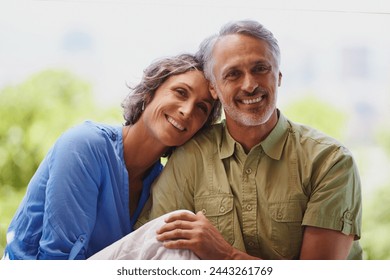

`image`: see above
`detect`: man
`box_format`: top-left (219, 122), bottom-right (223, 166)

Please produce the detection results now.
top-left (90, 20), bottom-right (362, 260)
top-left (137, 19), bottom-right (362, 260)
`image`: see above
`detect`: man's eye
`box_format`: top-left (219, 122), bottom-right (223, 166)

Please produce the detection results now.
top-left (224, 70), bottom-right (240, 80)
top-left (253, 65), bottom-right (271, 73)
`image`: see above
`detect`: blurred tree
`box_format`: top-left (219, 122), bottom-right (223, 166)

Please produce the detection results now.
top-left (365, 114), bottom-right (390, 259)
top-left (376, 126), bottom-right (390, 158)
top-left (283, 94), bottom-right (348, 141)
top-left (361, 184), bottom-right (390, 260)
top-left (0, 69), bottom-right (121, 191)
top-left (0, 69), bottom-right (123, 256)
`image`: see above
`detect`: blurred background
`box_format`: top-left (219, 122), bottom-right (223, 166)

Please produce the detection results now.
top-left (1, 0), bottom-right (389, 259)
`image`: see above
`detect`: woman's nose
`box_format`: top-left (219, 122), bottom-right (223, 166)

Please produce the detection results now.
top-left (179, 102), bottom-right (194, 118)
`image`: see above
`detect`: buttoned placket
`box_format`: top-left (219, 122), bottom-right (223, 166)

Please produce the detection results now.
top-left (239, 147), bottom-right (262, 251)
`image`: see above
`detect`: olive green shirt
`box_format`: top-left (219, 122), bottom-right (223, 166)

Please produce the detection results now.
top-left (137, 112), bottom-right (363, 259)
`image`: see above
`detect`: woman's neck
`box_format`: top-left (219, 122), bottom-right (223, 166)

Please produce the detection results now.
top-left (122, 122), bottom-right (167, 180)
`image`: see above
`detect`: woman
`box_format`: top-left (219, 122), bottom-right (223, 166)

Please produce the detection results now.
top-left (3, 54), bottom-right (222, 260)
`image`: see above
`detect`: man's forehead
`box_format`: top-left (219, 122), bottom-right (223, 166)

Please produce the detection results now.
top-left (213, 34), bottom-right (270, 57)
top-left (212, 34), bottom-right (273, 68)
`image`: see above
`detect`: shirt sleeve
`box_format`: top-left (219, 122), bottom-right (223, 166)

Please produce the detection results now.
top-left (38, 125), bottom-right (103, 259)
top-left (302, 146), bottom-right (362, 239)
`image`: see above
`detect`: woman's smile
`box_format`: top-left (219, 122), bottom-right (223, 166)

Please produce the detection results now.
top-left (166, 115), bottom-right (186, 132)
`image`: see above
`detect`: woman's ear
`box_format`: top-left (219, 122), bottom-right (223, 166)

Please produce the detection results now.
top-left (143, 94), bottom-right (153, 107)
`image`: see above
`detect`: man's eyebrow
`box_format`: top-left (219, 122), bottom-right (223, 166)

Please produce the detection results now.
top-left (253, 59), bottom-right (271, 65)
top-left (220, 65), bottom-right (239, 76)
top-left (220, 59), bottom-right (271, 73)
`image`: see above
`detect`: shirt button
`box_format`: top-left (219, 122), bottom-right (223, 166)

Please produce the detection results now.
top-left (245, 168), bottom-right (252, 174)
top-left (201, 209), bottom-right (207, 215)
top-left (248, 241), bottom-right (255, 247)
top-left (219, 206), bottom-right (225, 213)
top-left (277, 213), bottom-right (283, 219)
top-left (345, 212), bottom-right (352, 219)
top-left (246, 204), bottom-right (252, 211)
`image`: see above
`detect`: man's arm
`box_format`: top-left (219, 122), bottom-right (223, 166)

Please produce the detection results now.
top-left (156, 212), bottom-right (355, 260)
top-left (299, 226), bottom-right (354, 259)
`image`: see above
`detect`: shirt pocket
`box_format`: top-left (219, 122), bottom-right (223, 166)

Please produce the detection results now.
top-left (269, 201), bottom-right (304, 259)
top-left (194, 194), bottom-right (234, 245)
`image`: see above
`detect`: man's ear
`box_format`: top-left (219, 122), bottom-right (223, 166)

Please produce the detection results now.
top-left (209, 83), bottom-right (218, 99)
top-left (278, 71), bottom-right (282, 87)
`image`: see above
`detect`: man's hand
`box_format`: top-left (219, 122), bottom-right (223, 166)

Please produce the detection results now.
top-left (156, 211), bottom-right (257, 260)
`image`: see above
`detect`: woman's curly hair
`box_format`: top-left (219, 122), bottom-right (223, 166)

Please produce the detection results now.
top-left (122, 53), bottom-right (222, 129)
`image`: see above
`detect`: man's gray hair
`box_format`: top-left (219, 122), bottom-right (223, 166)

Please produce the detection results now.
top-left (196, 20), bottom-right (281, 84)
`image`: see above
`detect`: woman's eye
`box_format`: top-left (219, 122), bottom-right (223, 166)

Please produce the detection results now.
top-left (197, 103), bottom-right (209, 114)
top-left (175, 88), bottom-right (187, 96)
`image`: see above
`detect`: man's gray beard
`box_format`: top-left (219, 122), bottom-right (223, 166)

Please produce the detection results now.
top-left (223, 104), bottom-right (272, 127)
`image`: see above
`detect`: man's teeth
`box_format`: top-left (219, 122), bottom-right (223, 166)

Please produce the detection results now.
top-left (167, 116), bottom-right (185, 131)
top-left (242, 96), bottom-right (263, 104)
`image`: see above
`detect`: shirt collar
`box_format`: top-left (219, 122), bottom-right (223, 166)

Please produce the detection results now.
top-left (219, 120), bottom-right (236, 159)
top-left (218, 110), bottom-right (290, 160)
top-left (261, 111), bottom-right (290, 160)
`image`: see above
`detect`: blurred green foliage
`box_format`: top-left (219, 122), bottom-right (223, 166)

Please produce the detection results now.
top-left (361, 184), bottom-right (390, 259)
top-left (283, 95), bottom-right (348, 141)
top-left (0, 69), bottom-right (121, 191)
top-left (361, 101), bottom-right (390, 259)
top-left (0, 69), bottom-right (122, 256)
top-left (376, 126), bottom-right (390, 158)
top-left (0, 187), bottom-right (25, 257)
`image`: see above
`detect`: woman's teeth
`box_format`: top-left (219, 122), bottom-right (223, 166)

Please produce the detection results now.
top-left (167, 116), bottom-right (185, 131)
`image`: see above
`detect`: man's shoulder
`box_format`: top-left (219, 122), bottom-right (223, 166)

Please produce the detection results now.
top-left (286, 119), bottom-right (356, 163)
top-left (185, 123), bottom-right (223, 147)
top-left (173, 123), bottom-right (223, 158)
top-left (288, 119), bottom-right (344, 148)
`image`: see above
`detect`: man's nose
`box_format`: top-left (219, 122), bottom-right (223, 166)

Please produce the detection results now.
top-left (241, 74), bottom-right (258, 93)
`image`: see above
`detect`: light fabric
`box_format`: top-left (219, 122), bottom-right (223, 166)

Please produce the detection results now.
top-left (88, 210), bottom-right (199, 260)
top-left (137, 111), bottom-right (363, 259)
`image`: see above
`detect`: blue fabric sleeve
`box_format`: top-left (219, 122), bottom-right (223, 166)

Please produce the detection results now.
top-left (37, 125), bottom-right (103, 259)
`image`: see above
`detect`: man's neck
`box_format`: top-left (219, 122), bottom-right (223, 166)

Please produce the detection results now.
top-left (225, 111), bottom-right (279, 153)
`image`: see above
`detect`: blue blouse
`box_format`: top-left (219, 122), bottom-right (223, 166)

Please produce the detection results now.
top-left (4, 121), bottom-right (163, 259)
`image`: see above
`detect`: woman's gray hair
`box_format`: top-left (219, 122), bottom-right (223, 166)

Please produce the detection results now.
top-left (122, 53), bottom-right (222, 128)
top-left (196, 20), bottom-right (281, 84)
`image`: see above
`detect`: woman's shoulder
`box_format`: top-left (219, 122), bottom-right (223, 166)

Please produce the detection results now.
top-left (62, 121), bottom-right (119, 142)
top-left (52, 121), bottom-right (121, 155)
